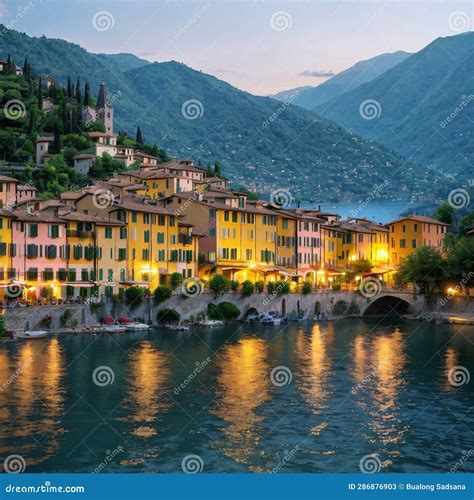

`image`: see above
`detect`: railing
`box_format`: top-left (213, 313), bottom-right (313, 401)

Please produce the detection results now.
top-left (66, 230), bottom-right (94, 239)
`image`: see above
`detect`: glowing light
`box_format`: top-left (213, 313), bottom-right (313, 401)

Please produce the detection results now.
top-left (355, 276), bottom-right (361, 281)
top-left (248, 263), bottom-right (256, 269)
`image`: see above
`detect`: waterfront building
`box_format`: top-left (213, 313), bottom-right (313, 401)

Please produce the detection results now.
top-left (387, 215), bottom-right (449, 266)
top-left (0, 175), bottom-right (18, 208)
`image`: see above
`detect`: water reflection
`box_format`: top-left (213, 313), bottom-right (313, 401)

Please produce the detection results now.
top-left (211, 337), bottom-right (270, 465)
top-left (0, 338), bottom-right (65, 466)
top-left (125, 341), bottom-right (170, 438)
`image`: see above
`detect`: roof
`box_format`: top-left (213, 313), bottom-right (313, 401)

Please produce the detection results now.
top-left (96, 81), bottom-right (111, 109)
top-left (9, 210), bottom-right (66, 223)
top-left (36, 136), bottom-right (54, 142)
top-left (110, 199), bottom-right (177, 216)
top-left (386, 215), bottom-right (450, 226)
top-left (0, 175), bottom-right (18, 183)
top-left (60, 191), bottom-right (83, 201)
top-left (87, 131), bottom-right (116, 138)
top-left (17, 185), bottom-right (37, 191)
top-left (59, 211), bottom-right (125, 226)
top-left (134, 151), bottom-right (158, 160)
top-left (73, 154), bottom-right (96, 160)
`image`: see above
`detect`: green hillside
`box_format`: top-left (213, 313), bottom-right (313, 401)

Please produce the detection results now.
top-left (0, 26), bottom-right (447, 202)
top-left (315, 33), bottom-right (474, 177)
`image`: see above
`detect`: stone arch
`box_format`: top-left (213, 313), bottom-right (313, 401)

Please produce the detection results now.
top-left (314, 301), bottom-right (321, 317)
top-left (363, 295), bottom-right (411, 316)
top-left (243, 307), bottom-right (259, 320)
top-left (281, 298), bottom-right (287, 317)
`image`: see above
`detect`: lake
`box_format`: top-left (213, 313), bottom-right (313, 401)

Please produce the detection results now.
top-left (0, 319), bottom-right (473, 473)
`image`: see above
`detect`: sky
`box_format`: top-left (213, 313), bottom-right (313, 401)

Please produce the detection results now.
top-left (1, 0), bottom-right (473, 95)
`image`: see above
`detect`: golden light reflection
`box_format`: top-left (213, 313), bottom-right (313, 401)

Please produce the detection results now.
top-left (211, 337), bottom-right (270, 464)
top-left (0, 338), bottom-right (65, 465)
top-left (125, 341), bottom-right (169, 438)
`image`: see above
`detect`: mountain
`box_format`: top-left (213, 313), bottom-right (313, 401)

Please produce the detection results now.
top-left (0, 27), bottom-right (442, 202)
top-left (315, 33), bottom-right (474, 176)
top-left (95, 53), bottom-right (150, 72)
top-left (273, 51), bottom-right (411, 110)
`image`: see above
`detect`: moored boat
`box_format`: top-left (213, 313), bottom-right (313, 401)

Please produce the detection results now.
top-left (104, 324), bottom-right (127, 333)
top-left (197, 319), bottom-right (224, 327)
top-left (127, 322), bottom-right (150, 331)
top-left (165, 324), bottom-right (190, 331)
top-left (14, 330), bottom-right (49, 339)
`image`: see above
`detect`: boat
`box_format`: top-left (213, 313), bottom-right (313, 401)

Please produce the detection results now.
top-left (104, 324), bottom-right (127, 333)
top-left (126, 322), bottom-right (150, 331)
top-left (259, 312), bottom-right (282, 325)
top-left (197, 319), bottom-right (225, 327)
top-left (244, 314), bottom-right (259, 322)
top-left (117, 317), bottom-right (133, 325)
top-left (165, 324), bottom-right (190, 331)
top-left (14, 330), bottom-right (49, 339)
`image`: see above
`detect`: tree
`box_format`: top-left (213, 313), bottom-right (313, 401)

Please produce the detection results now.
top-left (350, 259), bottom-right (373, 274)
top-left (136, 126), bottom-right (144, 145)
top-left (433, 202), bottom-right (455, 226)
top-left (154, 285), bottom-right (172, 303)
top-left (170, 272), bottom-right (183, 289)
top-left (241, 280), bottom-right (254, 297)
top-left (302, 281), bottom-right (313, 294)
top-left (75, 78), bottom-right (82, 105)
top-left (214, 160), bottom-right (222, 178)
top-left (396, 247), bottom-right (448, 296)
top-left (67, 76), bottom-right (73, 98)
top-left (459, 211), bottom-right (474, 236)
top-left (209, 274), bottom-right (229, 295)
top-left (230, 280), bottom-right (239, 292)
top-left (37, 77), bottom-right (43, 110)
top-left (157, 308), bottom-right (180, 323)
top-left (22, 57), bottom-right (29, 79)
top-left (84, 82), bottom-right (91, 107)
top-left (125, 286), bottom-right (146, 307)
top-left (53, 122), bottom-right (61, 154)
top-left (208, 302), bottom-right (240, 320)
top-left (447, 237), bottom-right (474, 286)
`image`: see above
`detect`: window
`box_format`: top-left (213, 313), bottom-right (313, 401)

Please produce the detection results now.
top-left (49, 225), bottom-right (59, 238)
top-left (412, 239), bottom-right (417, 248)
top-left (224, 211), bottom-right (229, 222)
top-left (120, 227), bottom-right (127, 239)
top-left (81, 269), bottom-right (89, 281)
top-left (232, 212), bottom-right (238, 222)
top-left (282, 218), bottom-right (288, 229)
top-left (28, 224), bottom-right (38, 237)
top-left (157, 232), bottom-right (165, 244)
top-left (169, 215), bottom-right (175, 227)
top-left (414, 224), bottom-right (418, 232)
top-left (400, 239), bottom-right (406, 248)
top-left (157, 249), bottom-right (165, 261)
top-left (209, 209), bottom-right (215, 218)
top-left (132, 212), bottom-right (138, 223)
top-left (0, 243), bottom-right (6, 256)
top-left (105, 227), bottom-right (112, 239)
top-left (45, 245), bottom-right (57, 259)
top-left (143, 213), bottom-right (149, 224)
top-left (230, 248), bottom-right (237, 260)
top-left (26, 244), bottom-right (38, 258)
top-left (26, 268), bottom-right (38, 281)
top-left (73, 245), bottom-right (83, 260)
top-left (209, 228), bottom-right (215, 237)
top-left (118, 248), bottom-right (126, 261)
top-left (246, 249), bottom-right (252, 260)
top-left (43, 268), bottom-right (54, 281)
top-left (144, 230), bottom-right (150, 243)
top-left (158, 215), bottom-right (166, 226)
top-left (142, 249), bottom-right (150, 260)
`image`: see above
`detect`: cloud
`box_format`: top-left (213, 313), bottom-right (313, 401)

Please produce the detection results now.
top-left (299, 69), bottom-right (335, 78)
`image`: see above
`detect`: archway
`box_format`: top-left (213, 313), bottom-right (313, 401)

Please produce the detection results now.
top-left (281, 298), bottom-right (287, 318)
top-left (314, 301), bottom-right (321, 318)
top-left (243, 307), bottom-right (259, 321)
top-left (363, 295), bottom-right (411, 316)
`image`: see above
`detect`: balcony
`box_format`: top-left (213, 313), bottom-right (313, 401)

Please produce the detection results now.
top-left (178, 233), bottom-right (193, 245)
top-left (66, 230), bottom-right (94, 239)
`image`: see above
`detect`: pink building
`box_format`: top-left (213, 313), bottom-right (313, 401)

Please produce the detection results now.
top-left (11, 211), bottom-right (67, 301)
top-left (292, 210), bottom-right (325, 284)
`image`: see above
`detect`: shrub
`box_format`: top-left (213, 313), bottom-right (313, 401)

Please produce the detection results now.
top-left (332, 300), bottom-right (349, 317)
top-left (170, 272), bottom-right (183, 289)
top-left (276, 280), bottom-right (290, 295)
top-left (209, 274), bottom-right (229, 295)
top-left (241, 280), bottom-right (255, 297)
top-left (230, 280), bottom-right (240, 292)
top-left (255, 281), bottom-right (264, 293)
top-left (302, 281), bottom-right (313, 295)
top-left (267, 281), bottom-right (276, 296)
top-left (157, 308), bottom-right (181, 323)
top-left (60, 309), bottom-right (74, 327)
top-left (207, 302), bottom-right (240, 321)
top-left (125, 286), bottom-right (146, 308)
top-left (154, 285), bottom-right (172, 304)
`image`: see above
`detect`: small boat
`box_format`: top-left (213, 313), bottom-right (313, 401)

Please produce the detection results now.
top-left (259, 313), bottom-right (282, 325)
top-left (244, 314), bottom-right (259, 323)
top-left (126, 322), bottom-right (150, 331)
top-left (104, 324), bottom-right (127, 333)
top-left (14, 330), bottom-right (49, 339)
top-left (197, 319), bottom-right (224, 327)
top-left (165, 324), bottom-right (190, 331)
top-left (117, 317), bottom-right (133, 325)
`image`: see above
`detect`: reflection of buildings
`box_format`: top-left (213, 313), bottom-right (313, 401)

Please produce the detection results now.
top-left (0, 339), bottom-right (65, 466)
top-left (211, 338), bottom-right (270, 465)
top-left (126, 341), bottom-right (169, 438)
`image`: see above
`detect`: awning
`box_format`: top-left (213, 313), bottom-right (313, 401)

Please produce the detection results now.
top-left (66, 282), bottom-right (95, 288)
top-left (119, 280), bottom-right (150, 285)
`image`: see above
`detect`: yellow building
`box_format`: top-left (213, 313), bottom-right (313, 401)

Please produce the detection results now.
top-left (118, 171), bottom-right (194, 200)
top-left (387, 215), bottom-right (449, 267)
top-left (0, 210), bottom-right (13, 298)
top-left (275, 212), bottom-right (297, 276)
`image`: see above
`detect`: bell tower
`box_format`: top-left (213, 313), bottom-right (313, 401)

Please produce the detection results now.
top-left (96, 81), bottom-right (114, 134)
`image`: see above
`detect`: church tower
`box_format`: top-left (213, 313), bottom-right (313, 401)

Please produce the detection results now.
top-left (96, 81), bottom-right (114, 135)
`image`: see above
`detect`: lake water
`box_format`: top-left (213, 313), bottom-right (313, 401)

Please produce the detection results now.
top-left (0, 319), bottom-right (473, 473)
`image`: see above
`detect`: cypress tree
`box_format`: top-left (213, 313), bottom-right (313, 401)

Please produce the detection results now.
top-left (75, 78), bottom-right (82, 104)
top-left (53, 122), bottom-right (61, 153)
top-left (67, 76), bottom-right (72, 98)
top-left (37, 77), bottom-right (43, 110)
top-left (84, 82), bottom-right (91, 107)
top-left (214, 161), bottom-right (222, 178)
top-left (22, 57), bottom-right (29, 79)
top-left (136, 126), bottom-right (144, 145)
